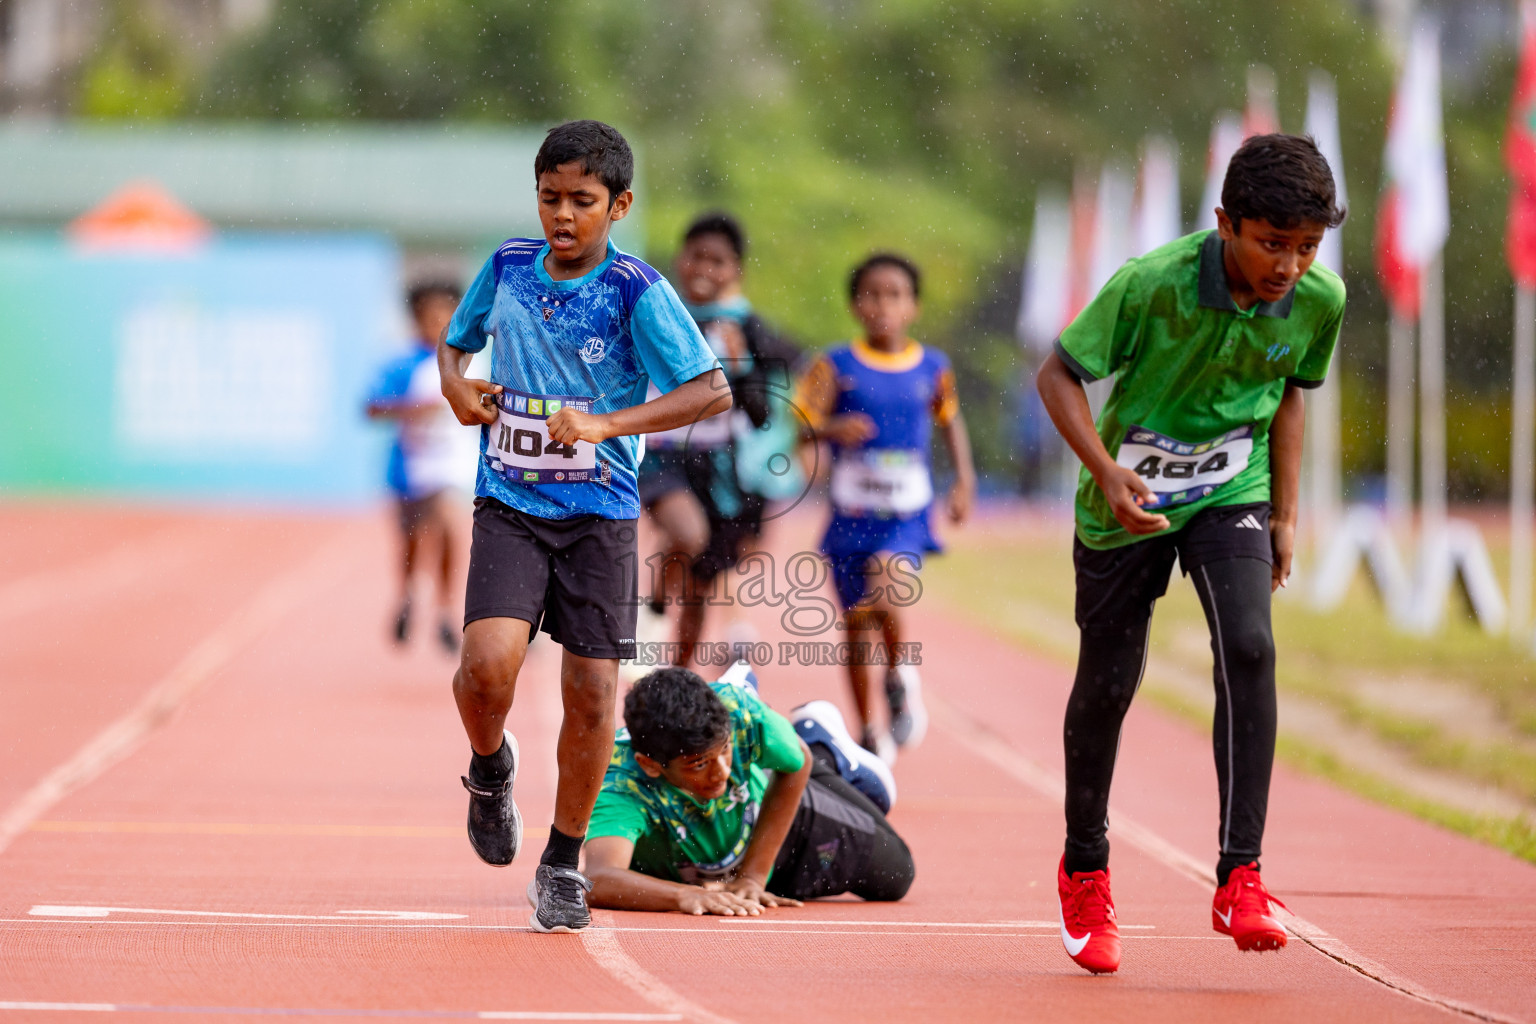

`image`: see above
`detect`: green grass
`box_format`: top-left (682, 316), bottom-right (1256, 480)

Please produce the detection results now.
top-left (923, 520), bottom-right (1536, 865)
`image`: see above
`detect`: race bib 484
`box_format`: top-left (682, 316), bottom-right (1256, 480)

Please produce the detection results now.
top-left (1115, 424), bottom-right (1253, 507)
top-left (486, 388), bottom-right (597, 484)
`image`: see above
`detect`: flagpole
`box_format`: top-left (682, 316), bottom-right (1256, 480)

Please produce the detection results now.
top-left (1419, 254), bottom-right (1447, 539)
top-left (1512, 284), bottom-right (1536, 636)
top-left (1386, 314), bottom-right (1416, 525)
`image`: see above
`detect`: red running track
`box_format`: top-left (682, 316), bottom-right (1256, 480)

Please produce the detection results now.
top-left (0, 501), bottom-right (1531, 1023)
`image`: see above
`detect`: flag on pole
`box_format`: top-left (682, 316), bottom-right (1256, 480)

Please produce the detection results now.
top-left (1244, 65), bottom-right (1280, 138)
top-left (1376, 18), bottom-right (1450, 318)
top-left (1089, 163), bottom-right (1136, 294)
top-left (1508, 1), bottom-right (1536, 288)
top-left (1016, 186), bottom-right (1071, 355)
top-left (1135, 135), bottom-right (1182, 256)
top-left (1305, 71), bottom-right (1347, 276)
top-left (1199, 112), bottom-right (1244, 230)
top-left (1067, 166), bottom-right (1098, 322)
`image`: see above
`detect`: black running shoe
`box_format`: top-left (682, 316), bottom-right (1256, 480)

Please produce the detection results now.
top-left (438, 619), bottom-right (460, 655)
top-left (460, 731), bottom-right (522, 866)
top-left (527, 863), bottom-right (593, 932)
top-left (393, 598), bottom-right (411, 644)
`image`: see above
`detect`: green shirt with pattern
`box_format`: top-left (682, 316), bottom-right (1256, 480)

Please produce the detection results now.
top-left (586, 681), bottom-right (806, 883)
top-left (1055, 230), bottom-right (1346, 550)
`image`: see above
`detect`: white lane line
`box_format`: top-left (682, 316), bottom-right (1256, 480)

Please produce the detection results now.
top-left (704, 918), bottom-right (1153, 929)
top-left (29, 905), bottom-right (465, 922)
top-left (479, 1015), bottom-right (680, 1021)
top-left (580, 915), bottom-right (740, 1024)
top-left (0, 1004), bottom-right (113, 1013)
top-left (0, 1003), bottom-right (678, 1020)
top-left (0, 918), bottom-right (1215, 939)
top-left (0, 535), bottom-right (352, 859)
top-left (926, 690), bottom-right (1523, 1024)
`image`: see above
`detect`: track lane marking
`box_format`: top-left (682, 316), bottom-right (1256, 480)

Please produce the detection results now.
top-left (580, 916), bottom-right (740, 1024)
top-left (29, 905), bottom-right (465, 921)
top-left (0, 1003), bottom-right (678, 1020)
top-left (0, 918), bottom-right (1210, 939)
top-left (25, 821), bottom-right (555, 840)
top-left (0, 535), bottom-right (353, 860)
top-left (926, 690), bottom-right (1523, 1024)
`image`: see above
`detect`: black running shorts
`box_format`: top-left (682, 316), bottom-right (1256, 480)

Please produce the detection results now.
top-left (1073, 501), bottom-right (1273, 634)
top-left (464, 497), bottom-right (639, 660)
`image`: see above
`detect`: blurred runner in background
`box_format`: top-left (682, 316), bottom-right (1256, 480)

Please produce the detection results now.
top-left (637, 212), bottom-right (803, 668)
top-left (798, 253), bottom-right (975, 765)
top-left (365, 281), bottom-right (472, 654)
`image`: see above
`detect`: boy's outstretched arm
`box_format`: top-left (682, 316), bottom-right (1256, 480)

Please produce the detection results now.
top-left (545, 368), bottom-right (732, 445)
top-left (584, 836), bottom-right (771, 917)
top-left (1036, 352), bottom-right (1169, 535)
top-left (722, 739), bottom-right (813, 908)
top-left (938, 400), bottom-right (977, 524)
top-left (1267, 383), bottom-right (1306, 592)
top-left (437, 340), bottom-right (501, 426)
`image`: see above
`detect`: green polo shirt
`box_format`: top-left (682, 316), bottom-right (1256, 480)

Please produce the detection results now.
top-left (1056, 230), bottom-right (1345, 550)
top-left (586, 681), bottom-right (806, 884)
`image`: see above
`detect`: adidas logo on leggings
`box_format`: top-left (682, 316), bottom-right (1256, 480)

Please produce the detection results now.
top-left (1234, 514), bottom-right (1264, 530)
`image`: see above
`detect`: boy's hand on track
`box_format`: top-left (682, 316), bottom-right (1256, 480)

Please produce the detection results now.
top-left (724, 875), bottom-right (801, 910)
top-left (676, 886), bottom-right (769, 917)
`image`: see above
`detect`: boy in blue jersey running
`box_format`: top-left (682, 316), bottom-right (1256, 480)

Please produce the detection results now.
top-left (366, 282), bottom-right (466, 652)
top-left (798, 254), bottom-right (976, 764)
top-left (437, 120), bottom-right (729, 933)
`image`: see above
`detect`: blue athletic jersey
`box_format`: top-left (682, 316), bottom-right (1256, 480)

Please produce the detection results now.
top-left (446, 238), bottom-right (720, 520)
top-left (366, 346), bottom-right (434, 499)
top-left (824, 340), bottom-right (956, 465)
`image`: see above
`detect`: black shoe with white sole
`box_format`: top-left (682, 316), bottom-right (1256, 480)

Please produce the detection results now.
top-left (460, 731), bottom-right (522, 866)
top-left (527, 863), bottom-right (593, 932)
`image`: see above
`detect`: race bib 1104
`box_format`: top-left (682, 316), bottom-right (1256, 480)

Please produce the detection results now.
top-left (1115, 424), bottom-right (1253, 507)
top-left (486, 388), bottom-right (597, 485)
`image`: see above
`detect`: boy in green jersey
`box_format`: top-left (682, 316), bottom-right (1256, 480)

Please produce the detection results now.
top-left (583, 664), bottom-right (912, 915)
top-left (1036, 134), bottom-right (1346, 974)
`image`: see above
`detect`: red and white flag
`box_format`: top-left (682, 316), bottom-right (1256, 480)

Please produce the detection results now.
top-left (1244, 65), bottom-right (1280, 138)
top-left (1376, 18), bottom-right (1449, 319)
top-left (1199, 111), bottom-right (1244, 230)
top-left (1508, 1), bottom-right (1536, 288)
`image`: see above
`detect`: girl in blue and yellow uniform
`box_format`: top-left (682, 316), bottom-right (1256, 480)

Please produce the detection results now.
top-left (798, 253), bottom-right (976, 764)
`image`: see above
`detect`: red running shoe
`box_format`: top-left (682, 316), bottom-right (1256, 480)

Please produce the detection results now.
top-left (1212, 862), bottom-right (1288, 951)
top-left (1057, 855), bottom-right (1120, 974)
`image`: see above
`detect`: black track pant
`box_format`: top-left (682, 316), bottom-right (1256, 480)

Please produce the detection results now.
top-left (768, 747), bottom-right (915, 902)
top-left (1063, 503), bottom-right (1278, 885)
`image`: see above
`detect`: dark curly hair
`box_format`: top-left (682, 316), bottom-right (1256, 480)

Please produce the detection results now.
top-left (683, 211), bottom-right (746, 260)
top-left (624, 667), bottom-right (732, 765)
top-left (849, 252), bottom-right (921, 301)
top-left (1221, 133), bottom-right (1347, 232)
top-left (534, 119), bottom-right (634, 201)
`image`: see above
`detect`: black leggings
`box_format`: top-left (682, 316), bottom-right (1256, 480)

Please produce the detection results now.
top-left (1064, 556), bottom-right (1276, 884)
top-left (768, 747), bottom-right (915, 902)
